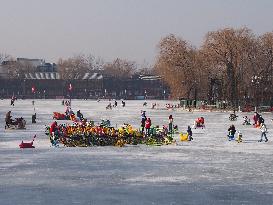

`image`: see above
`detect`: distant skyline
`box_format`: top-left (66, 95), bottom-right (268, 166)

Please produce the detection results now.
top-left (0, 0), bottom-right (273, 65)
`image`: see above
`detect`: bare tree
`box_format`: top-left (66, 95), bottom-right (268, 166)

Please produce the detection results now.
top-left (0, 54), bottom-right (24, 78)
top-left (155, 34), bottom-right (200, 99)
top-left (201, 27), bottom-right (256, 107)
top-left (103, 58), bottom-right (137, 78)
top-left (247, 32), bottom-right (273, 105)
top-left (85, 54), bottom-right (104, 71)
top-left (136, 60), bottom-right (156, 75)
top-left (57, 55), bottom-right (89, 79)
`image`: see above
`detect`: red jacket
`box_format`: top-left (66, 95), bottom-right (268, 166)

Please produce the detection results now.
top-left (253, 115), bottom-right (259, 123)
top-left (50, 122), bottom-right (57, 133)
top-left (145, 119), bottom-right (151, 129)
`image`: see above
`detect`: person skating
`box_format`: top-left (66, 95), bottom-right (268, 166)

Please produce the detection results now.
top-left (259, 123), bottom-right (268, 142)
top-left (10, 96), bottom-right (15, 106)
top-left (168, 115), bottom-right (173, 134)
top-left (32, 113), bottom-right (36, 123)
top-left (243, 116), bottom-right (251, 125)
top-left (187, 126), bottom-right (193, 141)
top-left (5, 111), bottom-right (13, 128)
top-left (253, 112), bottom-right (260, 126)
top-left (114, 100), bottom-right (118, 107)
top-left (141, 111), bottom-right (147, 134)
top-left (258, 115), bottom-right (265, 125)
top-left (50, 121), bottom-right (59, 136)
top-left (106, 103), bottom-right (112, 110)
top-left (77, 110), bottom-right (84, 120)
top-left (228, 124), bottom-right (236, 140)
top-left (122, 100), bottom-right (126, 107)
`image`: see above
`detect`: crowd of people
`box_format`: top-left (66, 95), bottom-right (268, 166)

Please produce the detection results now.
top-left (227, 111), bottom-right (268, 142)
top-left (47, 118), bottom-right (175, 147)
top-left (3, 96), bottom-right (272, 145)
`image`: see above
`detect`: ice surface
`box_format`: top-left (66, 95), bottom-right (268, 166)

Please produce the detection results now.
top-left (1, 99), bottom-right (273, 205)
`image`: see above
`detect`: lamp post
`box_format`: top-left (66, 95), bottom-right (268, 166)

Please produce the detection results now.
top-left (68, 83), bottom-right (72, 106)
top-left (163, 90), bottom-right (166, 100)
top-left (124, 89), bottom-right (127, 99)
top-left (23, 79), bottom-right (26, 99)
top-left (43, 90), bottom-right (46, 99)
top-left (251, 75), bottom-right (261, 107)
top-left (104, 89), bottom-right (107, 99)
top-left (31, 86), bottom-right (35, 108)
top-left (144, 90), bottom-right (147, 99)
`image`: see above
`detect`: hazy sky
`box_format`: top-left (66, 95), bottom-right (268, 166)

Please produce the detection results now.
top-left (0, 0), bottom-right (273, 65)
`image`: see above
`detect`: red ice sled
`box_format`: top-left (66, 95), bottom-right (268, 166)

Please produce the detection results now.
top-left (19, 135), bottom-right (36, 149)
top-left (53, 112), bottom-right (67, 120)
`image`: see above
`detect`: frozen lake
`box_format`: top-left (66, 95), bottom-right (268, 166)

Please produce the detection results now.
top-left (1, 99), bottom-right (273, 205)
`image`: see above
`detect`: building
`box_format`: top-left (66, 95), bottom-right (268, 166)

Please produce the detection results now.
top-left (0, 57), bottom-right (169, 99)
top-left (0, 72), bottom-right (169, 99)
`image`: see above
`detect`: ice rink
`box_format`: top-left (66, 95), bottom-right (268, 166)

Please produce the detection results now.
top-left (1, 99), bottom-right (273, 205)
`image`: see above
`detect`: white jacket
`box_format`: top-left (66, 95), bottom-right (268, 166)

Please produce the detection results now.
top-left (260, 124), bottom-right (267, 133)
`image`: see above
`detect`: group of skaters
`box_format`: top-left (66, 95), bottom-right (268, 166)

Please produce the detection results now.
top-left (61, 100), bottom-right (71, 107)
top-left (106, 100), bottom-right (126, 110)
top-left (228, 111), bottom-right (268, 142)
top-left (140, 111), bottom-right (194, 141)
top-left (140, 111), bottom-right (174, 136)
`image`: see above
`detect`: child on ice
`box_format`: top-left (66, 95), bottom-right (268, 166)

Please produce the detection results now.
top-left (259, 123), bottom-right (268, 142)
top-left (187, 126), bottom-right (193, 141)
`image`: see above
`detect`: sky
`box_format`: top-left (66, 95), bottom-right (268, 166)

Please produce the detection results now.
top-left (0, 0), bottom-right (273, 66)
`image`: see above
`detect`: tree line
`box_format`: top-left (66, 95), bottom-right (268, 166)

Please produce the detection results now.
top-left (0, 53), bottom-right (153, 80)
top-left (155, 27), bottom-right (273, 107)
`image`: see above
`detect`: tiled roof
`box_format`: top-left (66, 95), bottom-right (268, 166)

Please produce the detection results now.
top-left (24, 72), bottom-right (102, 80)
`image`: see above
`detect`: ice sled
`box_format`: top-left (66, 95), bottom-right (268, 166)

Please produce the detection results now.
top-left (229, 114), bottom-right (238, 121)
top-left (192, 122), bottom-right (205, 129)
top-left (53, 112), bottom-right (67, 120)
top-left (180, 133), bottom-right (189, 141)
top-left (5, 118), bottom-right (26, 130)
top-left (192, 117), bottom-right (205, 129)
top-left (19, 135), bottom-right (36, 149)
